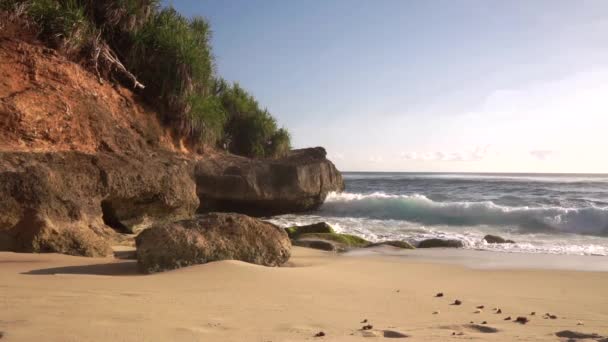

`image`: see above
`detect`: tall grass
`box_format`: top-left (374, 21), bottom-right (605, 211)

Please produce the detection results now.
top-left (1, 0), bottom-right (291, 157)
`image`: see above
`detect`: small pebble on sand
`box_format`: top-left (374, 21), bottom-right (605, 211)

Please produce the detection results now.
top-left (474, 309), bottom-right (482, 314)
top-left (453, 300), bottom-right (462, 305)
top-left (496, 309), bottom-right (502, 314)
top-left (515, 316), bottom-right (529, 324)
top-left (433, 311), bottom-right (440, 315)
top-left (436, 292), bottom-right (444, 297)
top-left (362, 324), bottom-right (373, 331)
top-left (504, 316), bottom-right (511, 321)
top-left (314, 331), bottom-right (325, 337)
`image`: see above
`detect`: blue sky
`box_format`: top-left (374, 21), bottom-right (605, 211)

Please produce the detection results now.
top-left (164, 0), bottom-right (608, 172)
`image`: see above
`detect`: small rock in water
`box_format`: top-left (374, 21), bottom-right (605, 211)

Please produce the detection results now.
top-left (504, 316), bottom-right (511, 321)
top-left (514, 316), bottom-right (529, 324)
top-left (435, 292), bottom-right (444, 297)
top-left (362, 324), bottom-right (374, 331)
top-left (496, 309), bottom-right (502, 314)
top-left (314, 331), bottom-right (325, 337)
top-left (476, 305), bottom-right (485, 309)
top-left (453, 300), bottom-right (462, 305)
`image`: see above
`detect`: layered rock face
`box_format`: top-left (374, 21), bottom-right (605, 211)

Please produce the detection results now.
top-left (0, 152), bottom-right (198, 256)
top-left (195, 147), bottom-right (344, 216)
top-left (0, 35), bottom-right (343, 257)
top-left (136, 213), bottom-right (291, 273)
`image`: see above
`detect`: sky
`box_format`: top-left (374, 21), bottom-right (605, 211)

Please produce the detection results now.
top-left (164, 0), bottom-right (608, 173)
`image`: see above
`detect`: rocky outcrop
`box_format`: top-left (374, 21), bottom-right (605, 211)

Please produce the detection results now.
top-left (194, 148), bottom-right (344, 216)
top-left (0, 35), bottom-right (343, 257)
top-left (483, 235), bottom-right (515, 244)
top-left (417, 238), bottom-right (464, 248)
top-left (135, 213), bottom-right (291, 273)
top-left (0, 151), bottom-right (198, 256)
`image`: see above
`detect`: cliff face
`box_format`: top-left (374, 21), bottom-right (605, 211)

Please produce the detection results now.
top-left (0, 35), bottom-right (343, 256)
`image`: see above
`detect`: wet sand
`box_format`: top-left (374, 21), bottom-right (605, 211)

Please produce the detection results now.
top-left (1, 247), bottom-right (607, 341)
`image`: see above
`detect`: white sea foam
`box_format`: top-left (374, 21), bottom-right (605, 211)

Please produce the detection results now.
top-left (320, 192), bottom-right (608, 236)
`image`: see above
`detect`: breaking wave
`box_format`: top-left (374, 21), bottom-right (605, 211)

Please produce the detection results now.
top-left (321, 192), bottom-right (608, 236)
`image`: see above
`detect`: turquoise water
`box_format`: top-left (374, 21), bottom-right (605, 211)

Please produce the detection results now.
top-left (271, 173), bottom-right (608, 256)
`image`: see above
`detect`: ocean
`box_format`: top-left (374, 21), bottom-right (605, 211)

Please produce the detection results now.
top-left (270, 172), bottom-right (608, 256)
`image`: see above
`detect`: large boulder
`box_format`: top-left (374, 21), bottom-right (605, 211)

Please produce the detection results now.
top-left (417, 238), bottom-right (464, 248)
top-left (194, 147), bottom-right (344, 216)
top-left (135, 213), bottom-right (291, 273)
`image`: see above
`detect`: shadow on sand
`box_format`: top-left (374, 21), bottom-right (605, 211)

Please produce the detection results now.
top-left (22, 260), bottom-right (140, 276)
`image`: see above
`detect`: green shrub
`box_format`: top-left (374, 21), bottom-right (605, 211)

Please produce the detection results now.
top-left (27, 0), bottom-right (93, 54)
top-left (2, 0), bottom-right (291, 157)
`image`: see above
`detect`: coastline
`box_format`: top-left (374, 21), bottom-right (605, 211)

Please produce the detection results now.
top-left (1, 247), bottom-right (607, 341)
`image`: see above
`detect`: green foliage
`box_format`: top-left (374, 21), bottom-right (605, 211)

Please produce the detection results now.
top-left (2, 0), bottom-right (291, 157)
top-left (219, 82), bottom-right (291, 158)
top-left (27, 0), bottom-right (93, 54)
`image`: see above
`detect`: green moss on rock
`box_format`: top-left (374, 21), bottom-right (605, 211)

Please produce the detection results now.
top-left (297, 232), bottom-right (371, 247)
top-left (285, 222), bottom-right (335, 238)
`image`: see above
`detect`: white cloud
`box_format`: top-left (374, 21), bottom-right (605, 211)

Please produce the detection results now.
top-left (368, 155), bottom-right (384, 163)
top-left (529, 150), bottom-right (555, 160)
top-left (400, 146), bottom-right (492, 162)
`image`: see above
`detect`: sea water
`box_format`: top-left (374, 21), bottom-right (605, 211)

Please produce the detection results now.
top-left (270, 172), bottom-right (608, 256)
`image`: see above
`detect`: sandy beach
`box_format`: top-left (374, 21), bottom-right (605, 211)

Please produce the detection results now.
top-left (1, 247), bottom-right (607, 341)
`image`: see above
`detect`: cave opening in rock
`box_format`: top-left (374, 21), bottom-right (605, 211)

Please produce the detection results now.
top-left (101, 200), bottom-right (129, 233)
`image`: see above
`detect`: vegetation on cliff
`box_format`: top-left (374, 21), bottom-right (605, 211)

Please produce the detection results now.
top-left (0, 0), bottom-right (291, 157)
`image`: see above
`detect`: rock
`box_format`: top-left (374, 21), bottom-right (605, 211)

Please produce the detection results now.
top-left (417, 238), bottom-right (464, 248)
top-left (452, 300), bottom-right (462, 305)
top-left (194, 147), bottom-right (344, 216)
top-left (314, 331), bottom-right (326, 337)
top-left (362, 324), bottom-right (373, 330)
top-left (483, 235), bottom-right (515, 244)
top-left (514, 316), bottom-right (529, 324)
top-left (366, 240), bottom-right (415, 249)
top-left (0, 152), bottom-right (199, 256)
top-left (292, 239), bottom-right (344, 252)
top-left (135, 213), bottom-right (291, 273)
top-left (383, 330), bottom-right (409, 338)
top-left (296, 233), bottom-right (370, 248)
top-left (285, 222), bottom-right (335, 238)
top-left (435, 292), bottom-right (444, 297)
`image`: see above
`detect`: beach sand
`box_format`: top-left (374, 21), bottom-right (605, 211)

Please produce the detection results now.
top-left (1, 247), bottom-right (607, 341)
